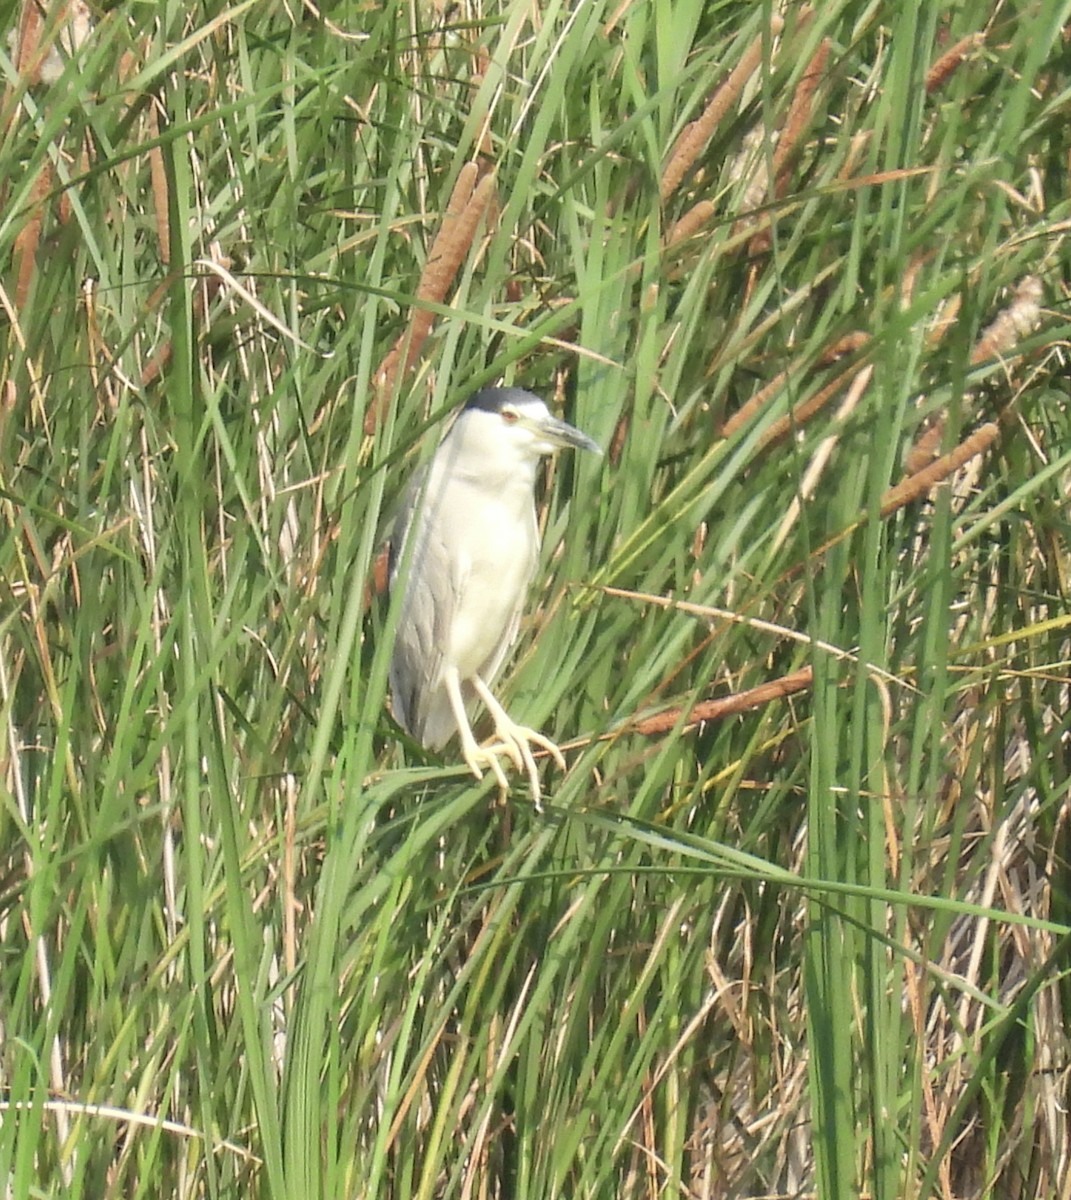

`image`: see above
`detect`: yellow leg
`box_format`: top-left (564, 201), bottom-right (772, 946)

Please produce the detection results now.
top-left (472, 676), bottom-right (566, 811)
top-left (443, 668), bottom-right (517, 798)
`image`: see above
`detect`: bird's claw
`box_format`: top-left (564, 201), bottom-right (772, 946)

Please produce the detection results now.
top-left (490, 720), bottom-right (567, 813)
top-left (451, 676), bottom-right (568, 811)
top-left (461, 740), bottom-right (514, 798)
top-left (459, 725), bottom-right (566, 811)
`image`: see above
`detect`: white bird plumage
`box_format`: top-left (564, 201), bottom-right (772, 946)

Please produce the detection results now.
top-left (389, 387), bottom-right (600, 805)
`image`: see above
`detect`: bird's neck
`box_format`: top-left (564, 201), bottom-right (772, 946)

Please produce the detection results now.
top-left (444, 428), bottom-right (541, 494)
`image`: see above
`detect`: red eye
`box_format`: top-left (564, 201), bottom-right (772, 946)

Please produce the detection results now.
top-left (501, 408), bottom-right (519, 424)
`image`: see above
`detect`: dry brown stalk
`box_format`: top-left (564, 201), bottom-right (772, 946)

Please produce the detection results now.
top-left (365, 166), bottom-right (497, 434)
top-left (602, 0), bottom-right (633, 38)
top-left (632, 666), bottom-right (813, 736)
top-left (772, 37), bottom-right (830, 192)
top-left (837, 130), bottom-right (872, 182)
top-left (665, 199), bottom-right (716, 248)
top-left (660, 16), bottom-right (784, 202)
top-left (926, 32), bottom-right (984, 94)
top-left (471, 48), bottom-right (495, 158)
top-left (969, 275), bottom-right (1043, 364)
top-left (880, 423), bottom-right (999, 517)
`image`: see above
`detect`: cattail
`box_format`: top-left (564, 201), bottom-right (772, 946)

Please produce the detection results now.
top-left (741, 33), bottom-right (829, 255)
top-left (660, 16), bottom-right (784, 202)
top-left (609, 410), bottom-right (630, 466)
top-left (903, 418), bottom-right (945, 476)
top-left (970, 276), bottom-right (1043, 365)
top-left (423, 169), bottom-right (493, 301)
top-left (926, 291), bottom-right (962, 347)
top-left (366, 166), bottom-right (497, 433)
top-left (665, 199), bottom-right (716, 248)
top-left (720, 367), bottom-right (788, 438)
top-left (12, 0), bottom-right (44, 84)
top-left (759, 359), bottom-right (861, 449)
top-left (926, 32), bottom-right (984, 95)
top-left (880, 423), bottom-right (999, 517)
top-left (441, 160), bottom-right (478, 227)
top-left (818, 331), bottom-right (869, 365)
top-left (771, 364), bottom-right (872, 554)
top-left (772, 37), bottom-right (830, 193)
top-left (14, 0), bottom-right (94, 86)
top-left (15, 165), bottom-right (52, 309)
top-left (148, 102), bottom-right (170, 264)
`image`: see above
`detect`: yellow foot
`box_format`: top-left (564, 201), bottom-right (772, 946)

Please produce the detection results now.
top-left (473, 679), bottom-right (567, 811)
top-left (459, 738), bottom-right (518, 798)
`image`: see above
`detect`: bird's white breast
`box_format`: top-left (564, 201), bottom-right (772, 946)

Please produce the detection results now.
top-left (431, 468), bottom-right (538, 679)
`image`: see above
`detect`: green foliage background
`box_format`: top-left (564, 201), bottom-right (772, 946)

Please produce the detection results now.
top-left (1, 1), bottom-right (1070, 1197)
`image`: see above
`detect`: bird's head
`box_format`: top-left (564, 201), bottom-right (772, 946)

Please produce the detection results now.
top-left (456, 387), bottom-right (601, 467)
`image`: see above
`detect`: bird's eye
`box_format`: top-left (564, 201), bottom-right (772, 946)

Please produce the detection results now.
top-left (501, 407), bottom-right (519, 424)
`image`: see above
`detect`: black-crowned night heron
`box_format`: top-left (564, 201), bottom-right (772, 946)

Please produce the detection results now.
top-left (389, 387), bottom-right (600, 805)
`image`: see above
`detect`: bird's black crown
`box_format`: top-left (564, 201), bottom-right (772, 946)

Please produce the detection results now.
top-left (463, 386), bottom-right (538, 413)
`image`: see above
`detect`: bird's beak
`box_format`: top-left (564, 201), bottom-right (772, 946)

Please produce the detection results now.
top-left (528, 412), bottom-right (602, 455)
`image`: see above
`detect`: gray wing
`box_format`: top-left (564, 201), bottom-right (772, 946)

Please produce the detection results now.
top-left (388, 475), bottom-right (456, 747)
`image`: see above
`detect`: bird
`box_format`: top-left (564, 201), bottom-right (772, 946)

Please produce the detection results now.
top-left (388, 386), bottom-right (601, 806)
